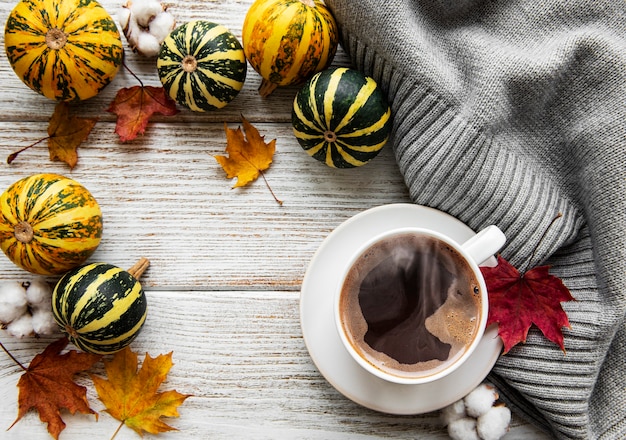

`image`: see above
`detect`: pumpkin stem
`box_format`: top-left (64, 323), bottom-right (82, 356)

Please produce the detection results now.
top-left (14, 221), bottom-right (34, 244)
top-left (64, 325), bottom-right (80, 339)
top-left (258, 79), bottom-right (278, 98)
top-left (128, 257), bottom-right (150, 280)
top-left (182, 55), bottom-right (198, 73)
top-left (299, 0), bottom-right (316, 7)
top-left (45, 28), bottom-right (68, 50)
top-left (324, 130), bottom-right (337, 143)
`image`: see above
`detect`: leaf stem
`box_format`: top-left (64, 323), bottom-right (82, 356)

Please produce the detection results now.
top-left (0, 340), bottom-right (27, 371)
top-left (523, 212), bottom-right (563, 274)
top-left (259, 170), bottom-right (283, 205)
top-left (7, 136), bottom-right (50, 164)
top-left (110, 420), bottom-right (125, 440)
top-left (123, 59), bottom-right (144, 88)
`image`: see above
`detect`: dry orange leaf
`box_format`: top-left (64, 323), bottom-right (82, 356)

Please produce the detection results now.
top-left (108, 86), bottom-right (179, 142)
top-left (215, 115), bottom-right (275, 187)
top-left (9, 337), bottom-right (101, 440)
top-left (7, 102), bottom-right (98, 168)
top-left (47, 102), bottom-right (99, 168)
top-left (90, 346), bottom-right (191, 438)
top-left (215, 115), bottom-right (282, 204)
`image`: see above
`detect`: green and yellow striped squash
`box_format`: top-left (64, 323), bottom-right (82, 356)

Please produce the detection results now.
top-left (292, 67), bottom-right (392, 168)
top-left (157, 20), bottom-right (247, 112)
top-left (242, 0), bottom-right (338, 96)
top-left (4, 0), bottom-right (123, 102)
top-left (0, 174), bottom-right (103, 276)
top-left (52, 262), bottom-right (148, 354)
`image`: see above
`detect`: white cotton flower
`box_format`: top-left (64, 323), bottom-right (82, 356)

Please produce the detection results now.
top-left (441, 399), bottom-right (467, 426)
top-left (464, 383), bottom-right (498, 418)
top-left (149, 11), bottom-right (176, 42)
top-left (448, 417), bottom-right (480, 440)
top-left (31, 308), bottom-right (59, 336)
top-left (1, 279), bottom-right (58, 337)
top-left (6, 313), bottom-right (34, 338)
top-left (25, 278), bottom-right (52, 307)
top-left (477, 405), bottom-right (512, 440)
top-left (118, 6), bottom-right (132, 28)
top-left (0, 281), bottom-right (28, 324)
top-left (129, 0), bottom-right (164, 28)
top-left (441, 382), bottom-right (511, 440)
top-left (120, 0), bottom-right (176, 57)
top-left (137, 32), bottom-right (162, 57)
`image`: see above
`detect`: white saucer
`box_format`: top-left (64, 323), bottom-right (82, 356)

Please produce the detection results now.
top-left (300, 203), bottom-right (503, 415)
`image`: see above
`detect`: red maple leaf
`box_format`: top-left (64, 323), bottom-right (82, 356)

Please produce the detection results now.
top-left (108, 86), bottom-right (178, 142)
top-left (480, 255), bottom-right (575, 354)
top-left (9, 337), bottom-right (101, 439)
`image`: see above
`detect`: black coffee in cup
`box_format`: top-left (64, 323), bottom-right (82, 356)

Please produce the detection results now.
top-left (339, 232), bottom-right (483, 379)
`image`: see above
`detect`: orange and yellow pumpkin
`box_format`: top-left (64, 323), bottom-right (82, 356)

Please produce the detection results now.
top-left (0, 174), bottom-right (103, 275)
top-left (4, 0), bottom-right (123, 101)
top-left (242, 0), bottom-right (338, 96)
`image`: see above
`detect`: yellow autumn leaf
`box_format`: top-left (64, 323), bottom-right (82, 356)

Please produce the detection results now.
top-left (90, 346), bottom-right (191, 438)
top-left (215, 115), bottom-right (276, 188)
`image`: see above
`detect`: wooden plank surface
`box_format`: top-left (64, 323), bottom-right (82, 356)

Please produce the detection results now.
top-left (0, 1), bottom-right (548, 438)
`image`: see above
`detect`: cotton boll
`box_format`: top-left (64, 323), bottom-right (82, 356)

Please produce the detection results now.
top-left (149, 11), bottom-right (176, 42)
top-left (0, 281), bottom-right (28, 324)
top-left (31, 308), bottom-right (59, 336)
top-left (25, 278), bottom-right (52, 307)
top-left (118, 6), bottom-right (131, 29)
top-left (6, 313), bottom-right (34, 338)
top-left (130, 0), bottom-right (165, 28)
top-left (441, 399), bottom-right (467, 426)
top-left (448, 418), bottom-right (480, 440)
top-left (464, 383), bottom-right (498, 418)
top-left (477, 405), bottom-right (511, 440)
top-left (120, 0), bottom-right (175, 57)
top-left (137, 32), bottom-right (162, 57)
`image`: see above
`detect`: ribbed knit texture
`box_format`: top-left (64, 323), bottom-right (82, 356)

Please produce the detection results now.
top-left (325, 1), bottom-right (626, 439)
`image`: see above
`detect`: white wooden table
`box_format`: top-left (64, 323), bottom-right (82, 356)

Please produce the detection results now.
top-left (0, 1), bottom-right (549, 438)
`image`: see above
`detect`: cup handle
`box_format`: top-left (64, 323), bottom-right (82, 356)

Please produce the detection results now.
top-left (461, 225), bottom-right (506, 266)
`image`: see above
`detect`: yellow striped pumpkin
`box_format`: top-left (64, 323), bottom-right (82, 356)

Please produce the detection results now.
top-left (242, 0), bottom-right (338, 96)
top-left (52, 262), bottom-right (148, 354)
top-left (4, 0), bottom-right (123, 102)
top-left (157, 20), bottom-right (247, 112)
top-left (292, 67), bottom-right (392, 168)
top-left (0, 174), bottom-right (103, 275)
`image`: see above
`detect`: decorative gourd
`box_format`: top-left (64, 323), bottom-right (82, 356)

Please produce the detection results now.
top-left (4, 0), bottom-right (123, 102)
top-left (52, 258), bottom-right (149, 354)
top-left (0, 174), bottom-right (103, 276)
top-left (157, 20), bottom-right (247, 112)
top-left (242, 0), bottom-right (338, 97)
top-left (292, 67), bottom-right (392, 168)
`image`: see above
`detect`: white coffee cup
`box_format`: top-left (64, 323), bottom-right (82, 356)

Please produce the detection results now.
top-left (334, 225), bottom-right (505, 385)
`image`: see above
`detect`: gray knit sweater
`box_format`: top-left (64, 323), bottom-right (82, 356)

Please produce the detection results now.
top-left (324, 1), bottom-right (626, 438)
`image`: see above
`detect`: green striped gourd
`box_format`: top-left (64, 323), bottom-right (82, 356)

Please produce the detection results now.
top-left (4, 0), bottom-right (123, 101)
top-left (0, 174), bottom-right (103, 275)
top-left (242, 0), bottom-right (338, 97)
top-left (292, 67), bottom-right (392, 168)
top-left (52, 259), bottom-right (149, 354)
top-left (157, 20), bottom-right (247, 112)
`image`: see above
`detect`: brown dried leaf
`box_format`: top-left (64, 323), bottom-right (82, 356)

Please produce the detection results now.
top-left (9, 337), bottom-right (101, 439)
top-left (47, 102), bottom-right (98, 168)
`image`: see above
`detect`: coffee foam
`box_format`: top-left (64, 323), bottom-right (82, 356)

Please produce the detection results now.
top-left (339, 232), bottom-right (482, 379)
